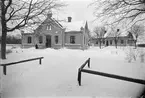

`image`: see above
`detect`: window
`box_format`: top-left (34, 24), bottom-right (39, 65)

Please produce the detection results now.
top-left (103, 40), bottom-right (105, 44)
top-left (121, 40), bottom-right (124, 44)
top-left (96, 41), bottom-right (98, 44)
top-left (55, 36), bottom-right (58, 44)
top-left (28, 36), bottom-right (32, 44)
top-left (47, 25), bottom-right (51, 30)
top-left (70, 36), bottom-right (75, 44)
top-left (39, 36), bottom-right (43, 44)
top-left (110, 40), bottom-right (112, 45)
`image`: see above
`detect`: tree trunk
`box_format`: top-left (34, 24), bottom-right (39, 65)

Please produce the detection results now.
top-left (134, 40), bottom-right (137, 49)
top-left (1, 24), bottom-right (7, 59)
top-left (115, 39), bottom-right (117, 49)
top-left (115, 42), bottom-right (117, 49)
top-left (99, 40), bottom-right (101, 49)
top-left (1, 1), bottom-right (7, 59)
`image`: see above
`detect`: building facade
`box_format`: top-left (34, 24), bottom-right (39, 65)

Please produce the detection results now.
top-left (91, 32), bottom-right (135, 47)
top-left (21, 13), bottom-right (90, 49)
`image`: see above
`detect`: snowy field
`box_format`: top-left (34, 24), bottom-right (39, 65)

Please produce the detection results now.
top-left (1, 46), bottom-right (145, 98)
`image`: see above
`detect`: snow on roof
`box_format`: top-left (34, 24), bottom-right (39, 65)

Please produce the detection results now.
top-left (105, 29), bottom-right (129, 38)
top-left (22, 24), bottom-right (40, 34)
top-left (22, 18), bottom-right (86, 33)
top-left (52, 18), bottom-right (63, 29)
top-left (60, 21), bottom-right (85, 32)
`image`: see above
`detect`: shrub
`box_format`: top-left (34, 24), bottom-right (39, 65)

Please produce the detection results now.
top-left (125, 47), bottom-right (145, 63)
top-left (125, 47), bottom-right (138, 63)
top-left (139, 50), bottom-right (145, 63)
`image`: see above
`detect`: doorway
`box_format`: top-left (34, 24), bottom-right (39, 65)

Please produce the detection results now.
top-left (106, 40), bottom-right (109, 46)
top-left (46, 35), bottom-right (51, 48)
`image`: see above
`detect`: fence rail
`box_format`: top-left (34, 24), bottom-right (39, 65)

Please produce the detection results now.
top-left (77, 58), bottom-right (145, 86)
top-left (0, 57), bottom-right (44, 75)
top-left (80, 58), bottom-right (90, 69)
top-left (77, 58), bottom-right (90, 86)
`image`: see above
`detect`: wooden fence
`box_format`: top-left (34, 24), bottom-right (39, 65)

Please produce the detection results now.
top-left (0, 57), bottom-right (44, 75)
top-left (77, 58), bottom-right (145, 86)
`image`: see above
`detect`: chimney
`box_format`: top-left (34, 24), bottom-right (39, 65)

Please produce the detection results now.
top-left (47, 11), bottom-right (52, 18)
top-left (68, 17), bottom-right (72, 22)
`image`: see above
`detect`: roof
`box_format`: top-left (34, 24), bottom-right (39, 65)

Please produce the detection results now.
top-left (104, 29), bottom-right (130, 38)
top-left (22, 17), bottom-right (64, 34)
top-left (22, 16), bottom-right (87, 34)
top-left (60, 21), bottom-right (85, 32)
top-left (22, 26), bottom-right (37, 33)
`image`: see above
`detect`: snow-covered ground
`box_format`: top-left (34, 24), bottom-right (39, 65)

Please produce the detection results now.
top-left (0, 46), bottom-right (145, 98)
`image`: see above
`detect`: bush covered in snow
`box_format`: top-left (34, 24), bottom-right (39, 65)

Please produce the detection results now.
top-left (124, 47), bottom-right (145, 63)
top-left (139, 50), bottom-right (145, 63)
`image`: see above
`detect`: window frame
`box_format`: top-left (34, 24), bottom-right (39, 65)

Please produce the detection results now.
top-left (47, 25), bottom-right (51, 30)
top-left (55, 35), bottom-right (59, 44)
top-left (96, 41), bottom-right (98, 44)
top-left (39, 36), bottom-right (43, 44)
top-left (103, 40), bottom-right (105, 44)
top-left (27, 36), bottom-right (32, 44)
top-left (70, 36), bottom-right (75, 44)
top-left (121, 40), bottom-right (124, 44)
top-left (110, 40), bottom-right (112, 45)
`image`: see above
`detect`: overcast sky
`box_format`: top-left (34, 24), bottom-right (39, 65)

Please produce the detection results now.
top-left (55, 0), bottom-right (95, 22)
top-left (0, 0), bottom-right (97, 36)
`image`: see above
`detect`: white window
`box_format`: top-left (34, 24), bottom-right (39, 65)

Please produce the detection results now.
top-left (47, 25), bottom-right (51, 30)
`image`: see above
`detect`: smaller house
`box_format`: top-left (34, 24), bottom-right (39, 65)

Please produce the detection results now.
top-left (61, 17), bottom-right (90, 49)
top-left (91, 31), bottom-right (135, 47)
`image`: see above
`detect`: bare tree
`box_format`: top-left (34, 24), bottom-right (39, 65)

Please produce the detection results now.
top-left (92, 0), bottom-right (145, 26)
top-left (1, 0), bottom-right (66, 59)
top-left (130, 24), bottom-right (144, 48)
top-left (93, 26), bottom-right (106, 49)
top-left (109, 26), bottom-right (121, 48)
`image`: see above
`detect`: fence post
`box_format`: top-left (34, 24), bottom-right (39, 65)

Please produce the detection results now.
top-left (88, 58), bottom-right (90, 68)
top-left (78, 68), bottom-right (82, 86)
top-left (3, 65), bottom-right (7, 75)
top-left (39, 58), bottom-right (42, 65)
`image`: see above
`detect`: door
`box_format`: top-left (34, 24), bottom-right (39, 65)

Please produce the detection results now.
top-left (106, 40), bottom-right (109, 46)
top-left (46, 35), bottom-right (51, 48)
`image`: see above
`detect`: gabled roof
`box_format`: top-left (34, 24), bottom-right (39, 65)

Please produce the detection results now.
top-left (22, 24), bottom-right (38, 33)
top-left (36, 17), bottom-right (64, 31)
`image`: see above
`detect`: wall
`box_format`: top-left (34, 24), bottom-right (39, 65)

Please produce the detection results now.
top-left (21, 34), bottom-right (35, 48)
top-left (91, 37), bottom-right (135, 47)
top-left (35, 19), bottom-right (64, 49)
top-left (82, 29), bottom-right (89, 49)
top-left (64, 32), bottom-right (82, 49)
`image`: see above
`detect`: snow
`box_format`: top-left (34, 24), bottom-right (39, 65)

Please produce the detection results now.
top-left (1, 46), bottom-right (145, 98)
top-left (61, 21), bottom-right (85, 32)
